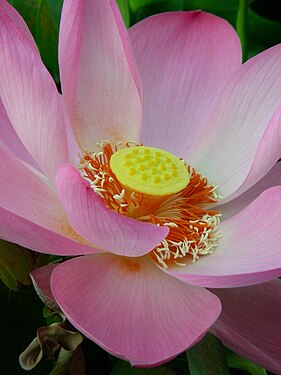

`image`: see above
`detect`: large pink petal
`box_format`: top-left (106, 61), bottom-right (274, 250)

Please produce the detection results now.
top-left (0, 7), bottom-right (68, 181)
top-left (0, 144), bottom-right (66, 232)
top-left (0, 208), bottom-right (101, 256)
top-left (223, 104), bottom-right (281, 203)
top-left (51, 254), bottom-right (221, 367)
top-left (166, 186), bottom-right (281, 288)
top-left (211, 280), bottom-right (281, 374)
top-left (59, 0), bottom-right (142, 151)
top-left (55, 164), bottom-right (169, 257)
top-left (192, 45), bottom-right (281, 199)
top-left (0, 99), bottom-right (39, 169)
top-left (219, 161), bottom-right (281, 220)
top-left (129, 11), bottom-right (241, 157)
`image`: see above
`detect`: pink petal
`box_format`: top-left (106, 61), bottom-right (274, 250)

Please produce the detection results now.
top-left (0, 208), bottom-right (101, 256)
top-left (55, 164), bottom-right (169, 257)
top-left (0, 99), bottom-right (39, 169)
top-left (0, 0), bottom-right (37, 51)
top-left (0, 144), bottom-right (65, 232)
top-left (192, 45), bottom-right (281, 199)
top-left (0, 7), bottom-right (69, 181)
top-left (59, 0), bottom-right (142, 151)
top-left (219, 161), bottom-right (281, 220)
top-left (166, 186), bottom-right (281, 288)
top-left (51, 254), bottom-right (221, 367)
top-left (224, 104), bottom-right (281, 202)
top-left (129, 11), bottom-right (241, 157)
top-left (211, 280), bottom-right (281, 374)
top-left (30, 264), bottom-right (58, 310)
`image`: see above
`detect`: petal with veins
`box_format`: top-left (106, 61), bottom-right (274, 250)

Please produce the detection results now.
top-left (59, 0), bottom-right (143, 150)
top-left (211, 280), bottom-right (281, 374)
top-left (51, 254), bottom-right (221, 367)
top-left (55, 164), bottom-right (169, 257)
top-left (166, 186), bottom-right (281, 288)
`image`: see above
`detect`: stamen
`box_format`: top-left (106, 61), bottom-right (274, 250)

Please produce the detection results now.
top-left (79, 142), bottom-right (221, 269)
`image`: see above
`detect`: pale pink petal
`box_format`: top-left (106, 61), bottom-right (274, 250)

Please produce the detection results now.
top-left (0, 99), bottom-right (40, 169)
top-left (192, 45), bottom-right (281, 199)
top-left (0, 8), bottom-right (68, 181)
top-left (0, 0), bottom-right (37, 51)
top-left (166, 186), bottom-right (281, 288)
top-left (129, 11), bottom-right (241, 156)
top-left (30, 264), bottom-right (58, 310)
top-left (55, 164), bottom-right (169, 257)
top-left (0, 208), bottom-right (101, 256)
top-left (59, 0), bottom-right (142, 150)
top-left (0, 144), bottom-right (66, 233)
top-left (219, 162), bottom-right (281, 220)
top-left (51, 254), bottom-right (221, 367)
top-left (223, 104), bottom-right (281, 203)
top-left (211, 280), bottom-right (281, 374)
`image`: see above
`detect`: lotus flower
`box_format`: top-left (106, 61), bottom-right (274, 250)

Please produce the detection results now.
top-left (1, 0), bottom-right (281, 370)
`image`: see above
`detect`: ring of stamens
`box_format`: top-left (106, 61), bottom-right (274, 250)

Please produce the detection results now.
top-left (79, 142), bottom-right (221, 269)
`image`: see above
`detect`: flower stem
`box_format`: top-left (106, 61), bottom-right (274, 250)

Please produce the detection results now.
top-left (236, 0), bottom-right (249, 62)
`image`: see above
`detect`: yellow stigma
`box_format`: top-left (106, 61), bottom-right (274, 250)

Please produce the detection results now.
top-left (110, 146), bottom-right (190, 196)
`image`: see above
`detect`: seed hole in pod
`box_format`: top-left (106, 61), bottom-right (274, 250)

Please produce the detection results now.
top-left (151, 167), bottom-right (158, 175)
top-left (142, 173), bottom-right (148, 181)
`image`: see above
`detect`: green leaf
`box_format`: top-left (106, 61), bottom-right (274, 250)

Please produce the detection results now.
top-left (36, 0), bottom-right (63, 83)
top-left (0, 240), bottom-right (47, 291)
top-left (111, 360), bottom-right (176, 375)
top-left (225, 349), bottom-right (267, 375)
top-left (117, 0), bottom-right (131, 28)
top-left (186, 333), bottom-right (230, 375)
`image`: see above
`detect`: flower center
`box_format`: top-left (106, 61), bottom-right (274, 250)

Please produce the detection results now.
top-left (110, 146), bottom-right (190, 196)
top-left (79, 142), bottom-right (221, 269)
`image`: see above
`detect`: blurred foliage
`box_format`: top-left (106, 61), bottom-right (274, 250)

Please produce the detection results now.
top-left (225, 349), bottom-right (267, 375)
top-left (186, 333), bottom-right (230, 375)
top-left (0, 240), bottom-right (48, 290)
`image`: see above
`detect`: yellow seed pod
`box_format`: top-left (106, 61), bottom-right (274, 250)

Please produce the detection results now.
top-left (110, 146), bottom-right (190, 196)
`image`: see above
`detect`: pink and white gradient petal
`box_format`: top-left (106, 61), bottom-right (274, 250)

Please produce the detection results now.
top-left (192, 45), bottom-right (281, 199)
top-left (129, 11), bottom-right (241, 158)
top-left (0, 7), bottom-right (68, 182)
top-left (0, 145), bottom-right (68, 233)
top-left (224, 104), bottom-right (281, 203)
top-left (59, 0), bottom-right (143, 151)
top-left (51, 254), bottom-right (221, 367)
top-left (211, 280), bottom-right (281, 374)
top-left (0, 100), bottom-right (39, 169)
top-left (165, 186), bottom-right (281, 288)
top-left (55, 164), bottom-right (169, 257)
top-left (219, 161), bottom-right (281, 220)
top-left (0, 208), bottom-right (101, 256)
